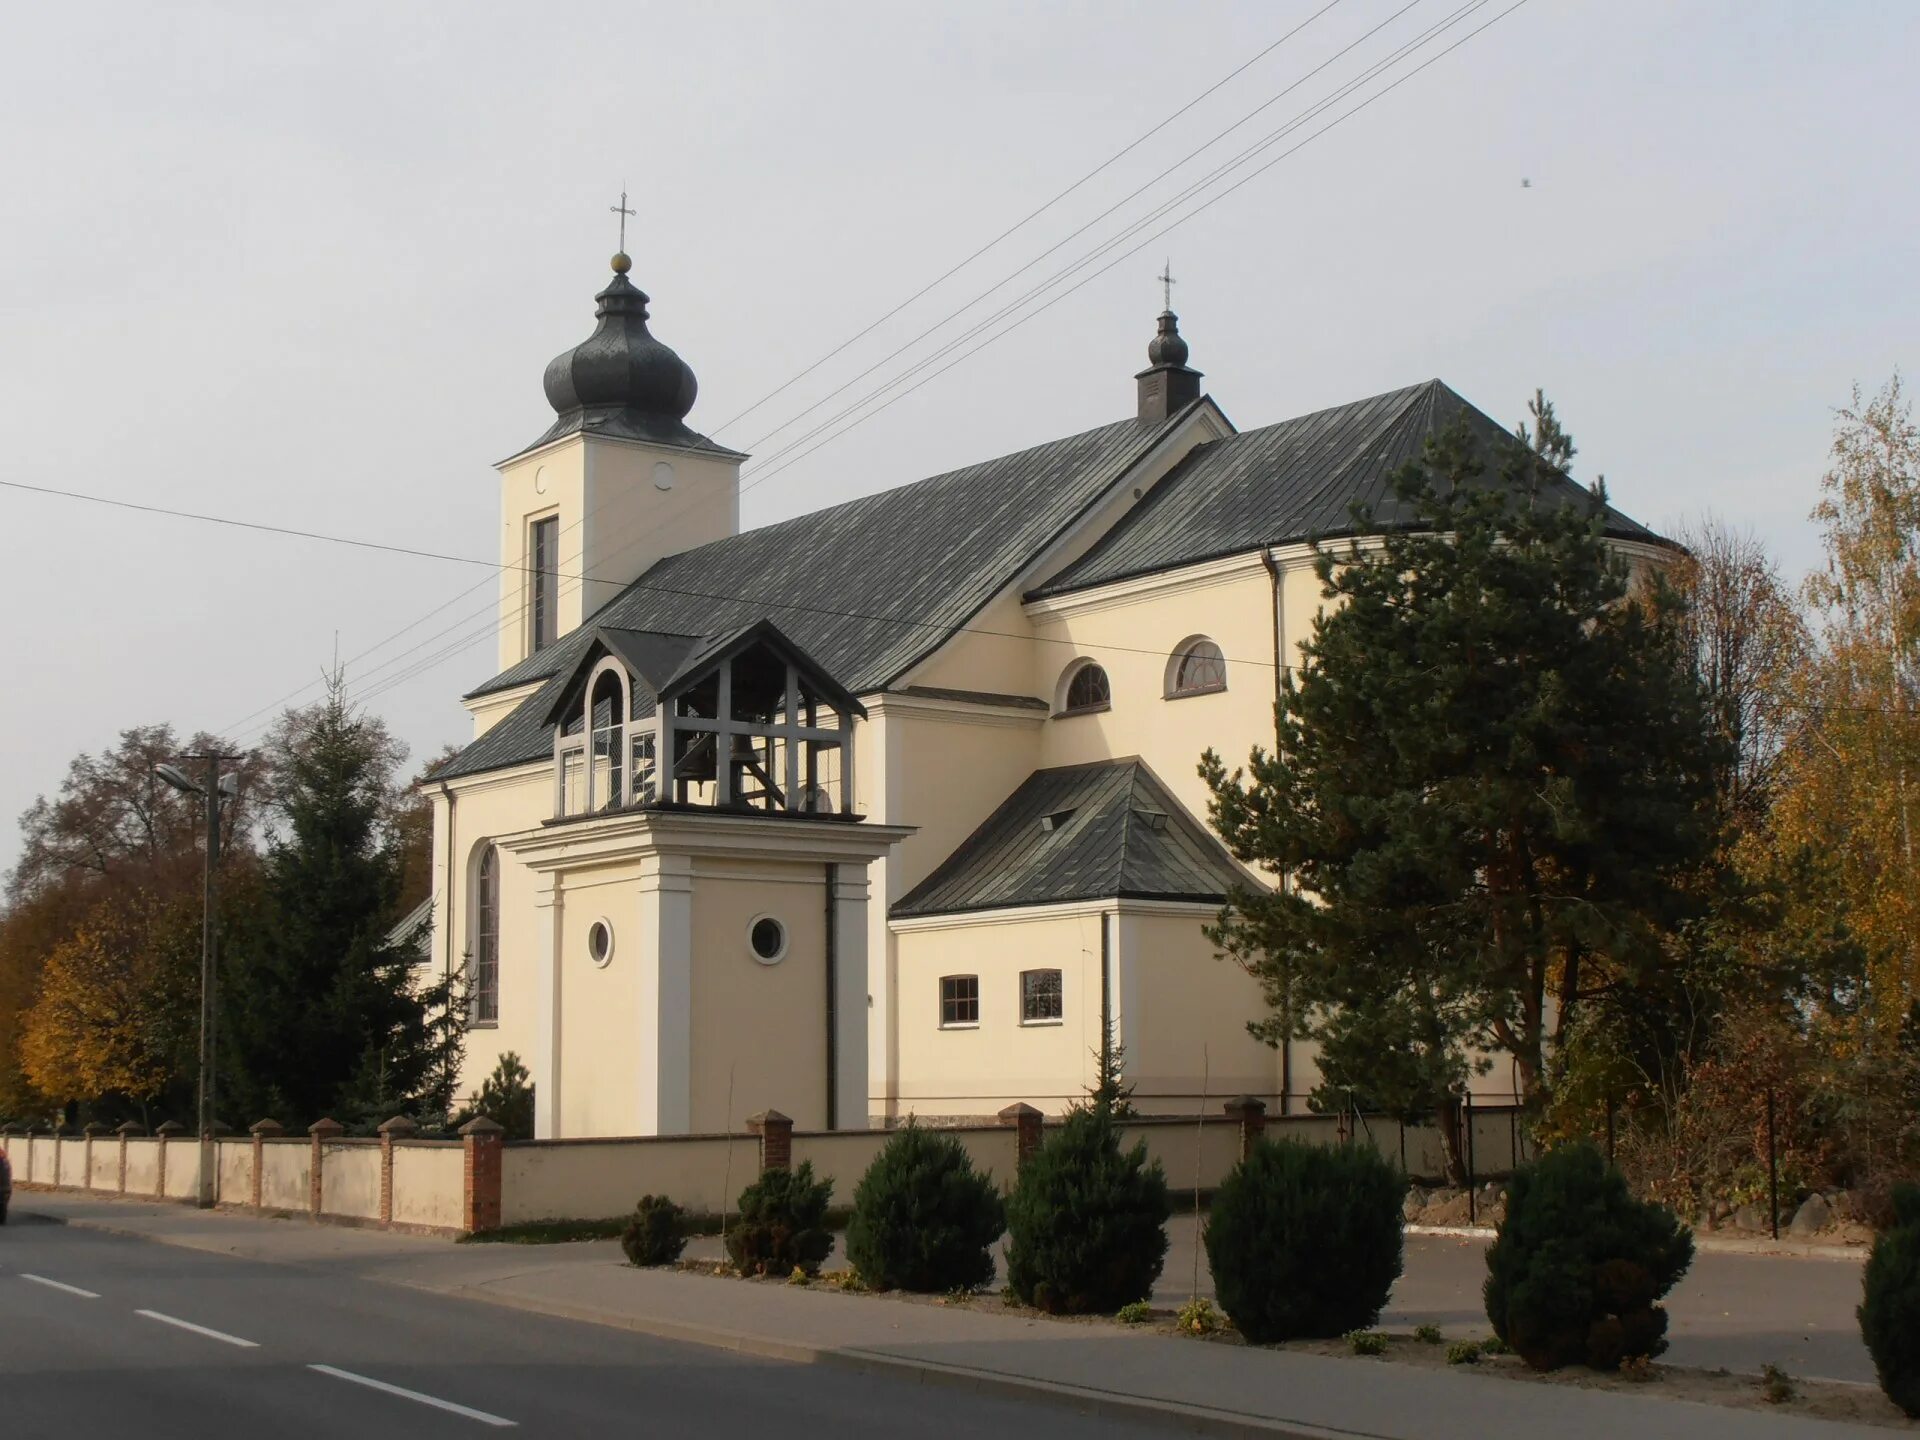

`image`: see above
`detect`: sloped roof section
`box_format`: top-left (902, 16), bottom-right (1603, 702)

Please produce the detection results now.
top-left (440, 415), bottom-right (1173, 780)
top-left (1032, 380), bottom-right (1664, 598)
top-left (892, 758), bottom-right (1248, 919)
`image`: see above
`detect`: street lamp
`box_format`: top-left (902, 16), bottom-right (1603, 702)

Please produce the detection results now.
top-left (156, 754), bottom-right (243, 1209)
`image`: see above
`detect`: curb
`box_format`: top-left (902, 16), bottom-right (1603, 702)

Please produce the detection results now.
top-left (30, 1202), bottom-right (1365, 1440)
top-left (413, 1280), bottom-right (1370, 1440)
top-left (1407, 1222), bottom-right (1869, 1261)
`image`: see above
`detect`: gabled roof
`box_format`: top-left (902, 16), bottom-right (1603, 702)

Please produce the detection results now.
top-left (1032, 380), bottom-right (1665, 598)
top-left (439, 412), bottom-right (1178, 780)
top-left (539, 627), bottom-right (704, 726)
top-left (892, 758), bottom-right (1249, 919)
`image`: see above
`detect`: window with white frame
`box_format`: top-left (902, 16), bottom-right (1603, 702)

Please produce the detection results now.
top-left (1165, 637), bottom-right (1227, 698)
top-left (940, 975), bottom-right (979, 1028)
top-left (473, 844), bottom-right (500, 1025)
top-left (1020, 968), bottom-right (1063, 1024)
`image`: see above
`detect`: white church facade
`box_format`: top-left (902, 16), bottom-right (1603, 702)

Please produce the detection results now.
top-left (425, 251), bottom-right (1669, 1138)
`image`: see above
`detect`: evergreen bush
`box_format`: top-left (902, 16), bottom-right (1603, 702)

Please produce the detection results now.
top-left (845, 1121), bottom-right (1004, 1293)
top-left (725, 1162), bottom-right (835, 1277)
top-left (1484, 1142), bottom-right (1692, 1371)
top-left (1859, 1182), bottom-right (1920, 1415)
top-left (620, 1194), bottom-right (688, 1267)
top-left (1005, 1107), bottom-right (1170, 1314)
top-left (1203, 1138), bottom-right (1405, 1343)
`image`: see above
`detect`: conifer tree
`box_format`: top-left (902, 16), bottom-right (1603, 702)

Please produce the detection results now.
top-left (1202, 396), bottom-right (1719, 1176)
top-left (222, 676), bottom-right (437, 1126)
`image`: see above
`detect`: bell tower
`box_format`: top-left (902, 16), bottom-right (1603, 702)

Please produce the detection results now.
top-left (496, 249), bottom-right (745, 670)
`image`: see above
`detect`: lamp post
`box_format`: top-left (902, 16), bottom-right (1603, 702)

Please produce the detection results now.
top-left (156, 755), bottom-right (242, 1209)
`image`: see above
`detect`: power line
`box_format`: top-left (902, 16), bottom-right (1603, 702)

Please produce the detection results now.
top-left (708, 0), bottom-right (1354, 436)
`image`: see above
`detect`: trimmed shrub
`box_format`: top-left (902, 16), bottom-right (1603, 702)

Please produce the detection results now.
top-left (1859, 1182), bottom-right (1920, 1415)
top-left (1204, 1138), bottom-right (1405, 1343)
top-left (725, 1163), bottom-right (835, 1277)
top-left (621, 1194), bottom-right (688, 1267)
top-left (845, 1121), bottom-right (1004, 1293)
top-left (1484, 1142), bottom-right (1693, 1371)
top-left (1005, 1107), bottom-right (1170, 1314)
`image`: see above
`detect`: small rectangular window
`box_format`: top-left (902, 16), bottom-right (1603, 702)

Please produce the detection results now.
top-left (1021, 969), bottom-right (1063, 1024)
top-left (939, 975), bottom-right (979, 1028)
top-left (530, 516), bottom-right (559, 652)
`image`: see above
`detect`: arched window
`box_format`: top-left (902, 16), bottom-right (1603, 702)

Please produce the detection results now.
top-left (1059, 661), bottom-right (1111, 715)
top-left (1166, 637), bottom-right (1227, 698)
top-left (473, 844), bottom-right (499, 1025)
top-left (589, 668), bottom-right (626, 811)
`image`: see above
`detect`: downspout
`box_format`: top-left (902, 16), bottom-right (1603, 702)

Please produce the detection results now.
top-left (825, 862), bottom-right (839, 1130)
top-left (1259, 547), bottom-right (1292, 1115)
top-left (438, 781), bottom-right (457, 993)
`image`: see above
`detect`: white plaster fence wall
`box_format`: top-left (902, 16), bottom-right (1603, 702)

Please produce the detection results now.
top-left (162, 1146), bottom-right (200, 1201)
top-left (390, 1144), bottom-right (465, 1231)
top-left (216, 1140), bottom-right (252, 1204)
top-left (59, 1138), bottom-right (87, 1187)
top-left (261, 1141), bottom-right (311, 1212)
top-left (319, 1142), bottom-right (382, 1223)
top-left (124, 1138), bottom-right (161, 1194)
top-left (88, 1140), bottom-right (118, 1189)
top-left (501, 1135), bottom-right (763, 1226)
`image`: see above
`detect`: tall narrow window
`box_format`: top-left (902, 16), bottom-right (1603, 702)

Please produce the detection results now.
top-left (590, 670), bottom-right (624, 810)
top-left (530, 516), bottom-right (559, 653)
top-left (473, 845), bottom-right (500, 1025)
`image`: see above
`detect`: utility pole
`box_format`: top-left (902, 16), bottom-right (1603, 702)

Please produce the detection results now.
top-left (156, 753), bottom-right (243, 1209)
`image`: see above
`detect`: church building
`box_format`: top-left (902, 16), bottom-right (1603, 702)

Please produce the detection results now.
top-left (425, 250), bottom-right (1667, 1138)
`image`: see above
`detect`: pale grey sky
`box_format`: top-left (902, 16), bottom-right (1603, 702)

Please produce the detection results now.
top-left (1, 0), bottom-right (1914, 878)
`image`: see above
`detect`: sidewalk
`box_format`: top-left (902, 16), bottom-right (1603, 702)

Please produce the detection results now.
top-left (13, 1192), bottom-right (1890, 1440)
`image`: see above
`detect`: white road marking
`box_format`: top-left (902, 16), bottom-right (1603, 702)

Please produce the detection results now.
top-left (308, 1365), bottom-right (517, 1428)
top-left (19, 1274), bottom-right (100, 1299)
top-left (135, 1309), bottom-right (260, 1348)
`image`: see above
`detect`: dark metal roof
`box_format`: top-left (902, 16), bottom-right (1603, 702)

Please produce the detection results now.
top-left (891, 758), bottom-right (1248, 918)
top-left (890, 685), bottom-right (1050, 711)
top-left (1032, 380), bottom-right (1664, 598)
top-left (441, 414), bottom-right (1173, 780)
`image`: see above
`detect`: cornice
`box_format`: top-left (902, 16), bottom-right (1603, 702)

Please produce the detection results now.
top-left (497, 808), bottom-right (915, 872)
top-left (889, 896), bottom-right (1220, 933)
top-left (1023, 550), bottom-right (1268, 622)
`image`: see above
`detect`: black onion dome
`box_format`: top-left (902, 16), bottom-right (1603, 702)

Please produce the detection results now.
top-left (511, 257), bottom-right (742, 461)
top-left (1146, 309), bottom-right (1190, 368)
top-left (543, 263), bottom-right (698, 420)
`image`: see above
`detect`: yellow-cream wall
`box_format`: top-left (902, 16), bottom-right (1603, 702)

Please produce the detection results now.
top-left (688, 864), bottom-right (832, 1132)
top-left (893, 910), bottom-right (1106, 1118)
top-left (554, 858), bottom-right (647, 1138)
top-left (1121, 910), bottom-right (1283, 1109)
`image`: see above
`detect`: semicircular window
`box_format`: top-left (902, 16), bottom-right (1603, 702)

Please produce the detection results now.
top-left (1062, 662), bottom-right (1111, 715)
top-left (1168, 639), bottom-right (1226, 697)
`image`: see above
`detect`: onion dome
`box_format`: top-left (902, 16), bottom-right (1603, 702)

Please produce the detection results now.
top-left (514, 255), bottom-right (740, 459)
top-left (1146, 309), bottom-right (1190, 368)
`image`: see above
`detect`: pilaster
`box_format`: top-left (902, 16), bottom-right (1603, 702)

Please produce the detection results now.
top-left (830, 868), bottom-right (872, 1130)
top-left (532, 872), bottom-right (565, 1138)
top-left (636, 852), bottom-right (695, 1134)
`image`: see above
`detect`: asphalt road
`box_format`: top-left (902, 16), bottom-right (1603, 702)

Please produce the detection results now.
top-left (0, 1219), bottom-right (1180, 1439)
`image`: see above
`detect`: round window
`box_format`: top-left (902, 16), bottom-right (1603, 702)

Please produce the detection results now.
top-left (652, 460), bottom-right (676, 492)
top-left (748, 915), bottom-right (787, 965)
top-left (587, 919), bottom-right (614, 967)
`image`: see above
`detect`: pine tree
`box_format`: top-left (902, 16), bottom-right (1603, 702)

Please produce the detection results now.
top-left (1088, 1010), bottom-right (1136, 1118)
top-left (221, 676), bottom-right (437, 1126)
top-left (1202, 396), bottom-right (1720, 1178)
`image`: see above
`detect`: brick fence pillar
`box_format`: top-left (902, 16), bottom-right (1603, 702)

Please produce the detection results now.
top-left (459, 1116), bottom-right (504, 1235)
top-left (249, 1120), bottom-right (284, 1209)
top-left (1223, 1096), bottom-right (1268, 1162)
top-left (155, 1120), bottom-right (185, 1195)
top-left (998, 1103), bottom-right (1043, 1168)
top-left (747, 1110), bottom-right (792, 1173)
top-left (116, 1121), bottom-right (144, 1193)
top-left (378, 1116), bottom-right (418, 1227)
top-left (308, 1118), bottom-right (343, 1219)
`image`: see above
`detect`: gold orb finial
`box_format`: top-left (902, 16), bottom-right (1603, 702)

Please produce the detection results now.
top-left (611, 251), bottom-right (632, 275)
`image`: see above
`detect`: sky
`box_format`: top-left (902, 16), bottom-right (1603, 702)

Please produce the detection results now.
top-left (1, 0), bottom-right (1915, 880)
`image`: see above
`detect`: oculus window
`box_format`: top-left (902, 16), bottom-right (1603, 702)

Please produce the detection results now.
top-left (1020, 968), bottom-right (1064, 1024)
top-left (587, 919), bottom-right (614, 967)
top-left (749, 915), bottom-right (787, 964)
top-left (940, 975), bottom-right (980, 1028)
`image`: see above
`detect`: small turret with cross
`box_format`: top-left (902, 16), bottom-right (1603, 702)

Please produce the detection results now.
top-left (1135, 258), bottom-right (1203, 423)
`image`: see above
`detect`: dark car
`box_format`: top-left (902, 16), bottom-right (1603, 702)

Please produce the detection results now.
top-left (0, 1142), bottom-right (11, 1224)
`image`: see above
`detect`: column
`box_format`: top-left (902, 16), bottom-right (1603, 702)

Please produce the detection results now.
top-left (635, 852), bottom-right (694, 1134)
top-left (531, 872), bottom-right (565, 1138)
top-left (830, 867), bottom-right (872, 1131)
